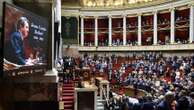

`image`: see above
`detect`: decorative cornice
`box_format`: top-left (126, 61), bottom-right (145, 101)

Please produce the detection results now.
top-left (94, 16), bottom-right (98, 19)
top-left (122, 14), bottom-right (127, 17)
top-left (142, 12), bottom-right (153, 16)
top-left (77, 0), bottom-right (172, 10)
top-left (188, 3), bottom-right (194, 7)
top-left (108, 15), bottom-right (112, 18)
top-left (127, 14), bottom-right (138, 17)
top-left (62, 0), bottom-right (193, 17)
top-left (61, 9), bottom-right (80, 17)
top-left (158, 9), bottom-right (170, 14)
top-left (137, 13), bottom-right (142, 16)
top-left (152, 11), bottom-right (158, 14)
top-left (78, 44), bottom-right (194, 52)
top-left (169, 7), bottom-right (176, 11)
top-left (80, 15), bottom-right (85, 18)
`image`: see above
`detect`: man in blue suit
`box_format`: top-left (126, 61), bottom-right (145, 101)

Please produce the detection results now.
top-left (9, 17), bottom-right (30, 65)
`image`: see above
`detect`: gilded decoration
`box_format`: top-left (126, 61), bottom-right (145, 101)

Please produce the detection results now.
top-left (80, 0), bottom-right (173, 7)
top-left (61, 0), bottom-right (176, 10)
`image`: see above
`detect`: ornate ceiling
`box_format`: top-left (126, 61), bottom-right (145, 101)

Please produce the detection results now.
top-left (13, 0), bottom-right (177, 9)
top-left (61, 0), bottom-right (175, 10)
top-left (61, 0), bottom-right (177, 7)
top-left (81, 0), bottom-right (154, 7)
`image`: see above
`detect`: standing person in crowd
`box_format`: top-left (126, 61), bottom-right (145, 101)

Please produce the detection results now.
top-left (157, 91), bottom-right (175, 110)
top-left (176, 96), bottom-right (190, 110)
top-left (189, 92), bottom-right (194, 110)
top-left (189, 72), bottom-right (194, 92)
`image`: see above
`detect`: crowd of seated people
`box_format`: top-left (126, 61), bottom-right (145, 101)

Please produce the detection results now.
top-left (102, 52), bottom-right (194, 110)
top-left (158, 18), bottom-right (170, 25)
top-left (127, 21), bottom-right (138, 28)
top-left (127, 40), bottom-right (138, 46)
top-left (112, 39), bottom-right (123, 46)
top-left (142, 20), bottom-right (153, 26)
top-left (105, 89), bottom-right (194, 110)
top-left (83, 38), bottom-right (191, 47)
top-left (176, 16), bottom-right (188, 22)
top-left (175, 39), bottom-right (189, 44)
top-left (98, 40), bottom-right (108, 46)
top-left (61, 52), bottom-right (194, 110)
top-left (84, 42), bottom-right (95, 46)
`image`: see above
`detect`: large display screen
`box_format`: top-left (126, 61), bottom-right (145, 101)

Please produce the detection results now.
top-left (3, 2), bottom-right (49, 76)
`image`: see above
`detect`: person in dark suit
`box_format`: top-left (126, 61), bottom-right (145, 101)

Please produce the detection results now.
top-left (176, 96), bottom-right (190, 110)
top-left (142, 102), bottom-right (156, 110)
top-left (189, 92), bottom-right (194, 110)
top-left (5, 17), bottom-right (30, 65)
top-left (157, 91), bottom-right (175, 110)
top-left (189, 72), bottom-right (194, 92)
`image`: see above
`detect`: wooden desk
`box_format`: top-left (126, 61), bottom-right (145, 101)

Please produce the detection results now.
top-left (74, 85), bottom-right (97, 110)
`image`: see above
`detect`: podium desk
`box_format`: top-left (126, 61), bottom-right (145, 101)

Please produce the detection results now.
top-left (74, 84), bottom-right (98, 110)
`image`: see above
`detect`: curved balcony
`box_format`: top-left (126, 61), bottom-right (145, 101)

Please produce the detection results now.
top-left (62, 0), bottom-right (174, 10)
top-left (61, 0), bottom-right (194, 51)
top-left (78, 43), bottom-right (194, 51)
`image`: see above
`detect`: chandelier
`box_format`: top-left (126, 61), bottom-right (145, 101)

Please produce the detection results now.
top-left (82, 0), bottom-right (154, 7)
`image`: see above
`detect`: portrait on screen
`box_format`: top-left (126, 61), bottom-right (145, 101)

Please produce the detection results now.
top-left (3, 3), bottom-right (48, 73)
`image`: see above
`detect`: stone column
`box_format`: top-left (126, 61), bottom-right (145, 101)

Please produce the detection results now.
top-left (100, 84), bottom-right (103, 100)
top-left (81, 16), bottom-right (84, 46)
top-left (138, 14), bottom-right (142, 45)
top-left (123, 14), bottom-right (127, 45)
top-left (107, 82), bottom-right (110, 99)
top-left (94, 89), bottom-right (97, 110)
top-left (108, 15), bottom-right (112, 46)
top-left (52, 3), bottom-right (55, 68)
top-left (170, 8), bottom-right (175, 44)
top-left (190, 5), bottom-right (194, 43)
top-left (153, 11), bottom-right (158, 45)
top-left (95, 16), bottom-right (98, 46)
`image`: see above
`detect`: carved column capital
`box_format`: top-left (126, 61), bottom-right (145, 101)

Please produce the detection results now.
top-left (152, 11), bottom-right (158, 14)
top-left (108, 15), bottom-right (112, 18)
top-left (80, 15), bottom-right (85, 18)
top-left (137, 13), bottom-right (142, 16)
top-left (169, 7), bottom-right (175, 12)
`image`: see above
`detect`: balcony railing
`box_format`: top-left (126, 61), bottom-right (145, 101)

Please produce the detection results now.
top-left (78, 43), bottom-right (194, 51)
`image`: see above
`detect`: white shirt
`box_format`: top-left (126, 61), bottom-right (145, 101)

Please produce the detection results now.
top-left (128, 97), bottom-right (139, 104)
